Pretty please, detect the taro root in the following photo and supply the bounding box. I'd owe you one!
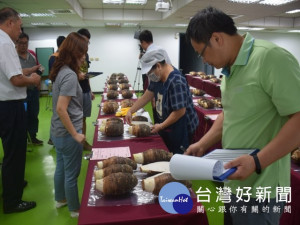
[200,75,210,80]
[132,115,148,122]
[117,73,125,80]
[211,98,222,108]
[191,89,206,96]
[95,172,138,196]
[197,97,215,109]
[110,73,117,79]
[207,75,216,79]
[128,124,151,137]
[197,71,206,76]
[107,90,119,99]
[210,78,221,83]
[108,84,118,91]
[133,149,173,164]
[189,71,197,76]
[118,79,129,84]
[142,173,192,196]
[102,100,119,114]
[97,156,137,169]
[121,89,133,99]
[107,79,118,85]
[105,117,123,136]
[292,149,300,164]
[119,83,130,90]
[99,117,124,137]
[120,99,134,108]
[94,164,133,180]
[140,161,170,174]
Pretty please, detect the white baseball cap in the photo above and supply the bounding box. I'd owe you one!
[141,48,167,74]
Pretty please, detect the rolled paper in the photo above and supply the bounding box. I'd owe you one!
[170,154,223,180]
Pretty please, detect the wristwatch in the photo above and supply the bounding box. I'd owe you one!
[252,154,262,174]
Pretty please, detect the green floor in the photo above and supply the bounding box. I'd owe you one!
[0,94,223,225]
[0,95,100,225]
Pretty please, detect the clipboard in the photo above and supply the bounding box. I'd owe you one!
[208,148,259,181]
[170,149,260,182]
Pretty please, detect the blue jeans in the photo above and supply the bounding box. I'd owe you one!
[51,131,83,211]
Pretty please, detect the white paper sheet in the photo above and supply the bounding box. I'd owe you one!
[170,149,258,181]
[91,146,131,160]
[170,154,223,180]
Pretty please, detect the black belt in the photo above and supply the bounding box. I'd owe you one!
[0,99,25,103]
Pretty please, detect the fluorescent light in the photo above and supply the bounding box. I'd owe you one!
[250,27,265,30]
[105,22,121,27]
[259,0,296,5]
[31,22,49,26]
[229,0,296,5]
[48,9,74,14]
[50,22,68,26]
[155,2,171,12]
[103,0,124,4]
[175,24,188,27]
[286,9,300,14]
[237,26,265,31]
[126,0,147,4]
[237,26,251,30]
[122,22,139,27]
[288,30,300,33]
[31,13,54,17]
[229,0,260,3]
[20,13,30,17]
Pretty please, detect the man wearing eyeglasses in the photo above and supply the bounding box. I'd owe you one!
[185,6,300,225]
[16,32,44,145]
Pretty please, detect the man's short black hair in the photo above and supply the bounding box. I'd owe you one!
[18,32,29,41]
[77,28,91,39]
[139,30,153,43]
[186,6,237,44]
[56,36,65,48]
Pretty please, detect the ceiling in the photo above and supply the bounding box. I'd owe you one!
[0,0,300,32]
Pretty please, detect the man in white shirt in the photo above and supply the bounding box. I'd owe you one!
[139,30,171,64]
[0,7,40,214]
[139,30,171,90]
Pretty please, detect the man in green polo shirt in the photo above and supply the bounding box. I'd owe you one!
[185,6,300,225]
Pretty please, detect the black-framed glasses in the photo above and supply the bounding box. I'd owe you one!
[198,42,209,58]
[17,41,28,45]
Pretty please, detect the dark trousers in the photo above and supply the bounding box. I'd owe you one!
[142,74,148,92]
[26,88,40,139]
[158,116,190,154]
[0,100,27,208]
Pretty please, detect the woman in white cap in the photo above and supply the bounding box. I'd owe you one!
[125,48,199,154]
